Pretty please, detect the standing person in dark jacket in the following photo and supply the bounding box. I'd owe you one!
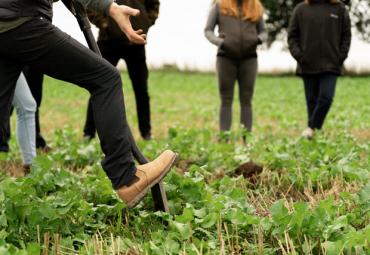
[205,0,266,142]
[0,0,177,208]
[288,0,351,139]
[84,0,160,141]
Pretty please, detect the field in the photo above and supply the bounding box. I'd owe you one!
[0,71,369,254]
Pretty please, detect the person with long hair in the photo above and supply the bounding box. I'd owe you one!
[288,0,351,139]
[205,0,266,142]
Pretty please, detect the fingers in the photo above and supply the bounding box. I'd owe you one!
[135,29,144,35]
[111,5,146,44]
[128,32,146,44]
[122,6,140,17]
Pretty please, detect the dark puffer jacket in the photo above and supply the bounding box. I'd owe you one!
[205,3,266,60]
[88,0,160,42]
[288,0,351,75]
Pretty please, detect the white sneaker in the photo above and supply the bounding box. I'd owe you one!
[302,128,315,140]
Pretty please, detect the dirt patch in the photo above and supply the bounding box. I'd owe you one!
[233,161,263,182]
[0,161,26,178]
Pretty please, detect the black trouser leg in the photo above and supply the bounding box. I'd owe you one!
[0,108,12,152]
[83,100,96,138]
[237,57,257,132]
[0,18,136,188]
[125,45,151,137]
[83,40,120,139]
[0,58,23,152]
[303,74,337,130]
[23,66,47,148]
[84,41,152,139]
[216,56,237,131]
[303,76,320,128]
[311,74,337,129]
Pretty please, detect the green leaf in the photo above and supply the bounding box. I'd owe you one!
[176,207,194,223]
[200,213,218,229]
[289,202,309,228]
[270,200,289,223]
[26,243,41,255]
[324,241,344,255]
[0,191,4,203]
[0,214,7,227]
[170,221,193,241]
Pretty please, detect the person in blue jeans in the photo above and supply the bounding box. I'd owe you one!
[288,0,351,139]
[9,73,37,173]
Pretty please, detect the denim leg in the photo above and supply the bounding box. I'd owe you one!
[311,74,337,129]
[12,73,37,165]
[216,56,237,132]
[302,76,320,129]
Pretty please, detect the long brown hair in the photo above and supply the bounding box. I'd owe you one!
[218,0,264,22]
[305,0,339,3]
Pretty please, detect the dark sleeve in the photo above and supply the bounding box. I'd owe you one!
[145,0,160,25]
[87,9,109,29]
[287,7,302,63]
[339,7,351,63]
[204,4,224,47]
[76,0,113,16]
[256,18,267,44]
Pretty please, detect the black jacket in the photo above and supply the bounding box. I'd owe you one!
[0,0,53,21]
[288,0,351,75]
[204,4,265,60]
[88,0,160,43]
[217,7,264,59]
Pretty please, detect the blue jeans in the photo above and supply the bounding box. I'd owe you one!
[12,73,37,165]
[302,73,338,130]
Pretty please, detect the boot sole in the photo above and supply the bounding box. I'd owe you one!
[126,153,178,208]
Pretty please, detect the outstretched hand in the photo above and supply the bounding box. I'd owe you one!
[109,3,146,44]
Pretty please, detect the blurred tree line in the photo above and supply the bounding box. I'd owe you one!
[262,0,370,45]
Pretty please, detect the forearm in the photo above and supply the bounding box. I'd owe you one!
[204,5,223,47]
[288,38,302,62]
[287,11,302,62]
[340,9,352,62]
[205,31,224,47]
[257,19,267,44]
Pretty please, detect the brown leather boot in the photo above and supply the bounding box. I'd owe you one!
[116,150,177,208]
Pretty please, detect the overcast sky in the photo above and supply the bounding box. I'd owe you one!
[53,0,370,73]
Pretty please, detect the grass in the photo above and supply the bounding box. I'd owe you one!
[0,71,369,254]
[38,71,370,140]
